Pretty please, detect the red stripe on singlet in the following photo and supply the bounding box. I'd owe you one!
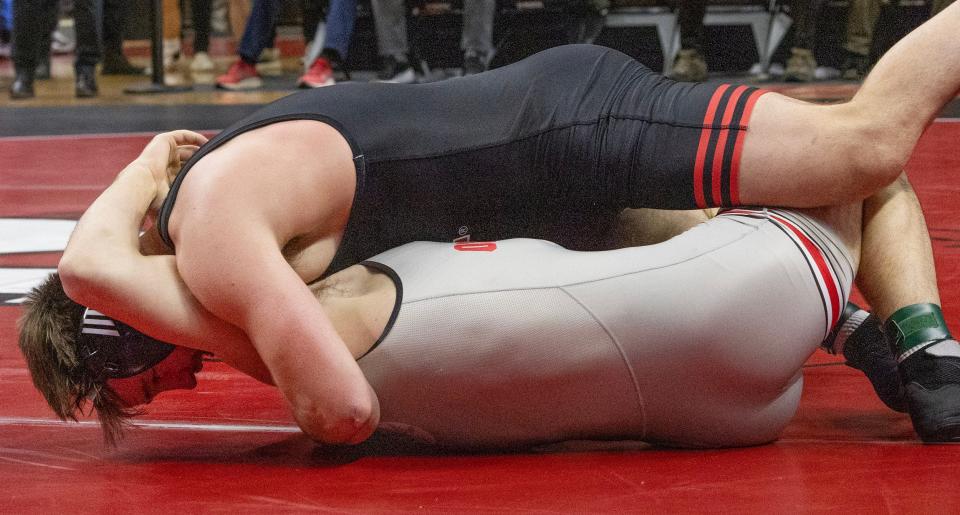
[693,84,730,208]
[710,85,749,206]
[728,89,768,206]
[771,213,842,328]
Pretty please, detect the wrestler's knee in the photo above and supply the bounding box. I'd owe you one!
[835,103,914,197]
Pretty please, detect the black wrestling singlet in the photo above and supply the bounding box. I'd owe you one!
[159,45,765,274]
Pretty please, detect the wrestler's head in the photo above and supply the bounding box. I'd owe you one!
[17,273,202,445]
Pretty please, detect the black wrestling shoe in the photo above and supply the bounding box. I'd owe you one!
[822,302,906,412]
[886,304,960,442]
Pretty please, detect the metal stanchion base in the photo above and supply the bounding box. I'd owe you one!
[124,82,194,94]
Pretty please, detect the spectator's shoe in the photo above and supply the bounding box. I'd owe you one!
[102,53,146,75]
[216,60,263,90]
[9,72,35,100]
[669,49,707,82]
[75,65,98,98]
[257,47,283,76]
[298,56,336,88]
[822,302,906,412]
[887,304,960,442]
[784,47,817,82]
[841,51,871,81]
[189,51,215,73]
[377,55,416,84]
[462,49,488,76]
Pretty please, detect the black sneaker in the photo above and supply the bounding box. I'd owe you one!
[886,304,960,442]
[102,53,145,76]
[75,65,98,98]
[822,302,906,412]
[9,71,35,100]
[462,50,488,76]
[377,55,415,84]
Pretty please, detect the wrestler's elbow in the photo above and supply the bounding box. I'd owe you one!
[293,393,379,445]
[57,251,111,306]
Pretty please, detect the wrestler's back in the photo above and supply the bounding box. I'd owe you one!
[159,45,735,275]
[359,211,854,448]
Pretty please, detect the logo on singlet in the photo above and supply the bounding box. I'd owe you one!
[453,225,470,243]
[454,242,497,252]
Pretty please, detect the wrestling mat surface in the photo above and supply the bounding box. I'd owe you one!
[1,84,958,512]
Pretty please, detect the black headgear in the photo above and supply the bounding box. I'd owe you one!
[78,308,176,380]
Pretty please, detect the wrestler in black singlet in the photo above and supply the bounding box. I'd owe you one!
[159,44,766,274]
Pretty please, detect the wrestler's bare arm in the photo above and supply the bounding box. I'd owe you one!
[58,132,273,383]
[170,122,380,445]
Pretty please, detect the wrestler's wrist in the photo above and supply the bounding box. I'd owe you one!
[118,162,161,208]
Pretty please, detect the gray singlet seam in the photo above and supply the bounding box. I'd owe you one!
[558,286,649,439]
[399,219,763,305]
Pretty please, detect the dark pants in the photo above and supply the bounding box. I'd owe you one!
[13,0,103,73]
[678,0,824,51]
[190,0,213,53]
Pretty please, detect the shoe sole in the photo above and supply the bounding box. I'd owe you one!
[216,78,264,91]
[906,382,960,442]
[298,79,335,88]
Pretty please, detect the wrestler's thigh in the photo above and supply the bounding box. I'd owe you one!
[738,94,878,208]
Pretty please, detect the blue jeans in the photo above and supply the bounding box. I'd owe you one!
[238,0,356,64]
[323,0,356,60]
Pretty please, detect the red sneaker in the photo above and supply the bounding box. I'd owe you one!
[216,60,263,90]
[298,57,336,88]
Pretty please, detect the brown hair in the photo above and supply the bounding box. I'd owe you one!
[17,273,138,445]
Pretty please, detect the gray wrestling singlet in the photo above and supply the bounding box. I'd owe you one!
[358,209,855,448]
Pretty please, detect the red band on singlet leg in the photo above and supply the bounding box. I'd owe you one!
[693,84,730,208]
[728,89,769,206]
[772,213,842,329]
[711,85,749,206]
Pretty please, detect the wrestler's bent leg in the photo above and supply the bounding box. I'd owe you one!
[737,2,960,207]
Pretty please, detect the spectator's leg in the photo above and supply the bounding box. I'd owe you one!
[216,0,280,89]
[670,0,708,81]
[237,0,282,63]
[371,0,408,60]
[33,5,58,79]
[322,0,357,62]
[842,0,881,79]
[299,0,356,87]
[461,0,495,74]
[784,0,827,81]
[302,0,322,43]
[102,0,145,75]
[189,0,215,71]
[370,0,414,82]
[72,0,103,97]
[11,0,59,98]
[192,0,213,53]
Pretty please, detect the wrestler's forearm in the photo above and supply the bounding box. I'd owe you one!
[59,164,156,305]
[856,173,940,320]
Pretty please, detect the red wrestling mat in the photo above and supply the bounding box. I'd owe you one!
[1,124,958,512]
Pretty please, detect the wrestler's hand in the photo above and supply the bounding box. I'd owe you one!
[133,130,208,211]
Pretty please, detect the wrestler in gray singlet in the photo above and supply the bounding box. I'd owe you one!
[358,208,855,449]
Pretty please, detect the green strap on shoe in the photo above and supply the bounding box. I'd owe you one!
[884,303,953,361]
